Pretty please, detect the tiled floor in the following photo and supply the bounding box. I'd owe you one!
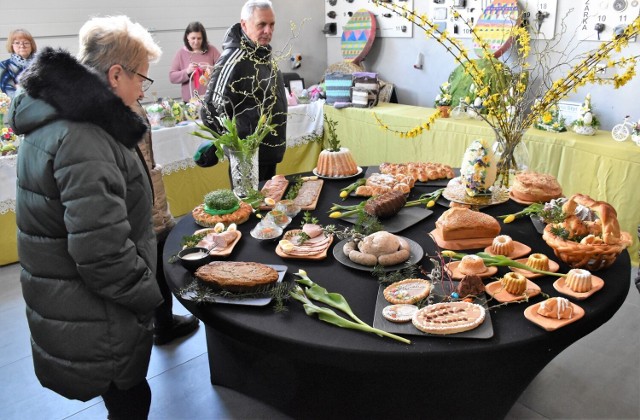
[1,262,638,419]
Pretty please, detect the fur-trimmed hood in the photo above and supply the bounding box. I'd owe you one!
[10,47,146,148]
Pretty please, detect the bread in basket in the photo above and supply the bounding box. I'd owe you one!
[542,194,632,271]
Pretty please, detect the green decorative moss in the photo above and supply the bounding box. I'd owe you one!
[204,190,239,211]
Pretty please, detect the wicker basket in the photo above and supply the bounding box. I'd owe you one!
[543,225,631,271]
[542,194,632,271]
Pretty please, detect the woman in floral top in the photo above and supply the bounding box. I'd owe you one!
[1,29,37,98]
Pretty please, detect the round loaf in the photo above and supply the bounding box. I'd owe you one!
[358,231,401,257]
[511,171,562,203]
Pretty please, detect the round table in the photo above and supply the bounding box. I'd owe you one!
[163,170,630,420]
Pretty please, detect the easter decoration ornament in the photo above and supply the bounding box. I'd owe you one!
[571,94,599,136]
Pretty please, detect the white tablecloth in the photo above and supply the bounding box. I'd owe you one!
[0,101,325,213]
[153,100,325,174]
[0,155,16,214]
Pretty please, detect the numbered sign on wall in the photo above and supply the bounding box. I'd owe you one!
[324,0,413,38]
[577,0,640,41]
[427,0,558,40]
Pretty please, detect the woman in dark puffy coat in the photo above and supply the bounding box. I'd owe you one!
[8,16,163,419]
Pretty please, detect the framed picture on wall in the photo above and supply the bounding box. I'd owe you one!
[289,79,305,95]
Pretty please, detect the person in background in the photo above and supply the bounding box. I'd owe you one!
[133,101,199,345]
[10,15,163,419]
[169,21,220,102]
[200,0,287,181]
[0,29,37,98]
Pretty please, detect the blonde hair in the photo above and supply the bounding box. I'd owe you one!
[77,15,161,76]
[6,29,37,54]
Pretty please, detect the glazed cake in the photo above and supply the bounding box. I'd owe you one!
[491,235,514,255]
[537,297,574,319]
[565,268,593,293]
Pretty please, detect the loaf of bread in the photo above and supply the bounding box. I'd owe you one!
[511,171,562,203]
[364,190,407,219]
[435,207,501,240]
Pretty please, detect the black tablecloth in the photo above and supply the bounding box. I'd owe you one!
[164,170,630,420]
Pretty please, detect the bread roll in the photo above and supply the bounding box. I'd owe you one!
[435,207,501,240]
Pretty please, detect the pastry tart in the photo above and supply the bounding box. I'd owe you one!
[195,261,279,292]
[412,301,485,335]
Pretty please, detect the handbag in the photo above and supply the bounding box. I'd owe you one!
[324,72,353,105]
[351,72,379,108]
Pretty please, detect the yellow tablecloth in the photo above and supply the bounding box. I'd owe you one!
[325,103,639,265]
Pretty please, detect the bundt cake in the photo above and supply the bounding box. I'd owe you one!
[501,272,527,295]
[315,147,359,177]
[526,253,550,271]
[491,235,514,256]
[565,268,593,293]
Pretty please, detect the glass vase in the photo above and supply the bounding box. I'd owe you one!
[491,129,530,188]
[228,148,259,198]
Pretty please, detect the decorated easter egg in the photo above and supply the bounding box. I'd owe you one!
[460,139,497,197]
[582,112,593,125]
[473,0,521,59]
[341,9,376,64]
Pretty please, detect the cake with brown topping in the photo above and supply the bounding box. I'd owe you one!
[195,261,279,292]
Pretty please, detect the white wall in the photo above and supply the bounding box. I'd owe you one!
[3,1,638,130]
[0,0,327,103]
[326,0,640,130]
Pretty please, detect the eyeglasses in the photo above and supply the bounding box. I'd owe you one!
[120,65,154,92]
[12,41,31,47]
